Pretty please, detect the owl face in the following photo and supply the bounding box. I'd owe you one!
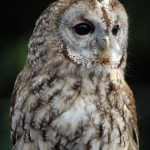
[59,0,128,67]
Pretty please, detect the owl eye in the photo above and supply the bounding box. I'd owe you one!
[74,23,94,35]
[112,25,120,36]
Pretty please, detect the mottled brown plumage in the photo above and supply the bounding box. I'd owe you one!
[11,0,139,149]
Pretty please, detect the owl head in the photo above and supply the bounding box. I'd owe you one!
[28,0,128,72]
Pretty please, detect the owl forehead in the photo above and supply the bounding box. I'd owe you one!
[97,0,113,31]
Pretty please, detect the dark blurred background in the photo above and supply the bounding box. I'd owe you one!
[0,0,149,149]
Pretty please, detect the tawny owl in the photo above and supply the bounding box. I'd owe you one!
[10,0,139,149]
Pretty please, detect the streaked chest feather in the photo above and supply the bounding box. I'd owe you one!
[11,66,137,150]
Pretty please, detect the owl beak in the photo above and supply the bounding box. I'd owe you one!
[104,36,110,54]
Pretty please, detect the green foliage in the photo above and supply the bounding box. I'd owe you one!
[0,33,30,149]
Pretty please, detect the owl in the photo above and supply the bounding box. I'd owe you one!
[10,0,139,149]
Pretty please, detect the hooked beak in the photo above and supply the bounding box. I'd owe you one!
[104,36,110,54]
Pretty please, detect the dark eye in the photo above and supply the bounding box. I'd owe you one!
[112,25,120,36]
[74,23,94,35]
